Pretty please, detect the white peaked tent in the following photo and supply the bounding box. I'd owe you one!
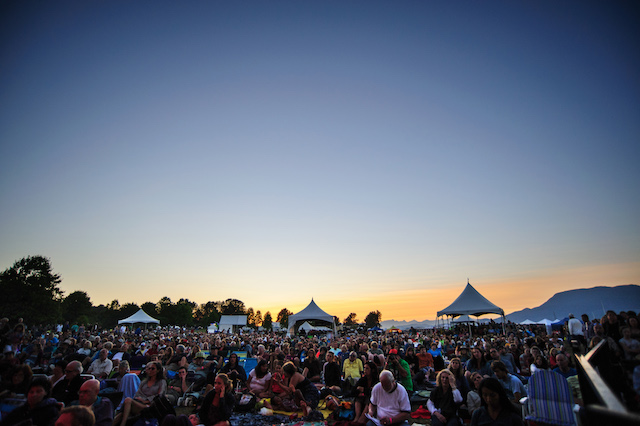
[452,314,476,323]
[118,309,160,325]
[437,281,505,335]
[298,321,314,332]
[288,299,336,334]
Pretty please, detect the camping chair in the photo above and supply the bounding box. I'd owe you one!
[231,351,248,361]
[129,355,147,370]
[117,372,141,409]
[243,357,258,373]
[520,370,577,426]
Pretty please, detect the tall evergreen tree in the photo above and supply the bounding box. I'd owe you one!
[0,255,63,324]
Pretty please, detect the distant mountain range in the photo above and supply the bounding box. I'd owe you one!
[381,284,640,329]
[505,284,640,323]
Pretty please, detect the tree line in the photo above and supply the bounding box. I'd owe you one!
[0,255,382,330]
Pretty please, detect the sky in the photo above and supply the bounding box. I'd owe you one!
[1,1,639,323]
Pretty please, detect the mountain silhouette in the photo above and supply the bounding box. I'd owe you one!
[505,284,640,323]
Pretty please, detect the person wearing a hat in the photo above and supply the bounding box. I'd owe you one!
[189,351,214,392]
[456,345,470,363]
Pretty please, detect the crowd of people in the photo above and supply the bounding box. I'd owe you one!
[0,308,638,426]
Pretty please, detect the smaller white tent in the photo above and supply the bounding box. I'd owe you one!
[218,315,247,333]
[298,321,314,331]
[118,309,160,325]
[452,314,476,323]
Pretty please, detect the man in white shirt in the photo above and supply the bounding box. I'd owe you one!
[567,314,586,352]
[87,349,113,379]
[368,370,411,426]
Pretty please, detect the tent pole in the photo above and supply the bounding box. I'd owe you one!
[502,313,506,336]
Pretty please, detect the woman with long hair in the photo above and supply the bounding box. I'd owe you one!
[518,349,533,377]
[427,369,463,426]
[529,354,549,375]
[404,346,419,377]
[280,361,320,416]
[466,347,491,378]
[198,373,235,426]
[353,361,379,424]
[0,364,33,397]
[219,352,247,385]
[465,372,483,417]
[115,361,167,426]
[161,346,174,366]
[448,358,469,398]
[246,359,272,398]
[470,377,523,426]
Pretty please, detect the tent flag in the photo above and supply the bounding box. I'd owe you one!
[118,309,160,325]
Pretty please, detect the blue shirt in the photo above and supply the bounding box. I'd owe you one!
[428,348,442,358]
[552,367,577,379]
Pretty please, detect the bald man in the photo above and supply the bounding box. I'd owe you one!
[368,370,411,426]
[77,379,113,426]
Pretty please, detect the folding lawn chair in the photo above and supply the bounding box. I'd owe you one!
[521,370,577,426]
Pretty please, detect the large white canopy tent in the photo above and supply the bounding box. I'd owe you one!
[118,309,160,326]
[288,299,336,335]
[437,280,506,335]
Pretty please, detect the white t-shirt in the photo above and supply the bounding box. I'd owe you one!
[248,369,272,393]
[568,318,584,336]
[370,382,411,420]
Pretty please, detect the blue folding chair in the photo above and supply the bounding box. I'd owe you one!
[521,370,577,426]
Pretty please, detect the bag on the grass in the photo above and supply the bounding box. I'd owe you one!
[235,392,257,412]
[141,395,176,420]
[333,406,355,421]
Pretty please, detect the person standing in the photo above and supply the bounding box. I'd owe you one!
[567,314,586,353]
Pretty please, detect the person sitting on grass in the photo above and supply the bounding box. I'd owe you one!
[246,359,272,398]
[353,361,379,424]
[490,361,526,402]
[219,353,246,387]
[2,377,60,426]
[470,377,523,426]
[367,369,411,426]
[427,369,463,426]
[197,373,235,426]
[269,361,319,416]
[343,351,364,389]
[114,361,166,426]
[322,351,343,394]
